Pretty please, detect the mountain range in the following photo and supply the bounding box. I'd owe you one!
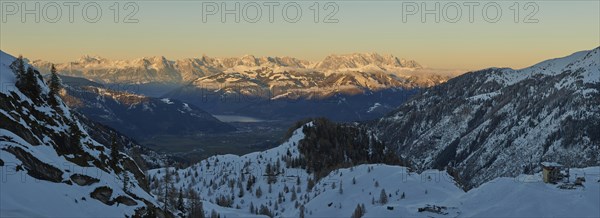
[30,53,446,97]
[30,53,447,122]
[31,53,424,84]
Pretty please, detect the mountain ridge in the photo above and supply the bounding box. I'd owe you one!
[29,52,429,85]
[369,47,600,188]
[0,51,167,217]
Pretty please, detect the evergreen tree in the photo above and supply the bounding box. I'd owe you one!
[379,189,388,204]
[291,189,297,201]
[351,203,365,218]
[255,186,263,198]
[238,184,245,198]
[69,121,82,149]
[110,134,120,170]
[48,64,62,106]
[10,55,26,86]
[177,187,185,211]
[339,181,343,194]
[299,205,305,218]
[163,169,172,212]
[22,67,41,98]
[258,205,273,217]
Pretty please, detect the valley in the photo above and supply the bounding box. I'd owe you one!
[141,121,289,164]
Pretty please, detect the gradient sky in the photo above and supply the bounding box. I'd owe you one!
[1,0,598,71]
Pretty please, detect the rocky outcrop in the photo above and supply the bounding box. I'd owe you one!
[70,174,100,186]
[3,146,64,183]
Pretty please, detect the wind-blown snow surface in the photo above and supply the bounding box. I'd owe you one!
[0,51,158,217]
[150,124,600,217]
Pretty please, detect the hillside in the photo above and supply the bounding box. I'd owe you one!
[148,121,600,217]
[58,75,235,139]
[0,51,165,217]
[370,47,600,188]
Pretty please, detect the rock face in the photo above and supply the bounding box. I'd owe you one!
[0,51,164,217]
[370,47,600,188]
[70,174,100,186]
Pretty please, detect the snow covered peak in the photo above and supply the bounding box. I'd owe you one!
[77,55,109,64]
[487,47,599,86]
[315,52,422,71]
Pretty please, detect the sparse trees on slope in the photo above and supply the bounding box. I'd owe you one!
[187,187,204,218]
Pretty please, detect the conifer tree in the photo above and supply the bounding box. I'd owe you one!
[379,189,388,204]
[10,55,26,85]
[48,64,62,106]
[162,169,172,212]
[351,203,365,218]
[69,121,82,149]
[299,205,305,218]
[177,187,185,211]
[110,134,120,170]
[23,67,41,98]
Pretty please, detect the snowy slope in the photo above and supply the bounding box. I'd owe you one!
[0,51,163,217]
[372,47,600,188]
[149,122,600,217]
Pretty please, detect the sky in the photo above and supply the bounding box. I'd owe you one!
[1,0,598,71]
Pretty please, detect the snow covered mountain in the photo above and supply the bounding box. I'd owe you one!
[149,121,600,217]
[0,51,167,216]
[30,53,446,122]
[314,53,422,72]
[30,53,444,97]
[370,47,600,188]
[57,75,235,139]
